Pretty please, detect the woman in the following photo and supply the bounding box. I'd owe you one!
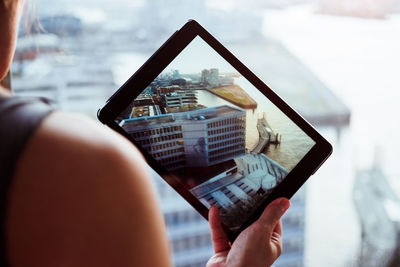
[0,0,290,266]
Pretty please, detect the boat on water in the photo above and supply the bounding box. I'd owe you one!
[252,113,281,153]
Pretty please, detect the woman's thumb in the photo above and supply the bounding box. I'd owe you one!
[257,198,290,232]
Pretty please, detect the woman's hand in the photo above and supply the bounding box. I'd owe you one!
[207,198,290,267]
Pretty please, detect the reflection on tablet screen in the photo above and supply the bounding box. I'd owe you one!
[115,36,315,231]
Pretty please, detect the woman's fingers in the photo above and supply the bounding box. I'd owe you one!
[208,206,231,253]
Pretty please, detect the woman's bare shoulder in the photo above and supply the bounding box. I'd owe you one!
[6,111,171,267]
[16,111,148,189]
[35,111,139,156]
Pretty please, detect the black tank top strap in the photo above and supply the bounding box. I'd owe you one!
[0,95,54,266]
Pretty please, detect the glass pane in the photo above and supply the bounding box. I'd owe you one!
[12,1,400,266]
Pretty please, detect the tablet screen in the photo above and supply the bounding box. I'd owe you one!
[116,36,315,230]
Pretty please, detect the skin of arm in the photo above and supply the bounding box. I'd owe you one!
[5,111,172,267]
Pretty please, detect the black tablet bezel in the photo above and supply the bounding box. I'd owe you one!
[98,19,332,241]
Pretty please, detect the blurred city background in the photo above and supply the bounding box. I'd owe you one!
[9,0,400,266]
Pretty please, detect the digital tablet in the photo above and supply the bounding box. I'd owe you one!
[98,20,332,241]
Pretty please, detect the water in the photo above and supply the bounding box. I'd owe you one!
[196,76,315,171]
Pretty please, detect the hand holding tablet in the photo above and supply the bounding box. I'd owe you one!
[98,20,332,241]
[207,198,290,267]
